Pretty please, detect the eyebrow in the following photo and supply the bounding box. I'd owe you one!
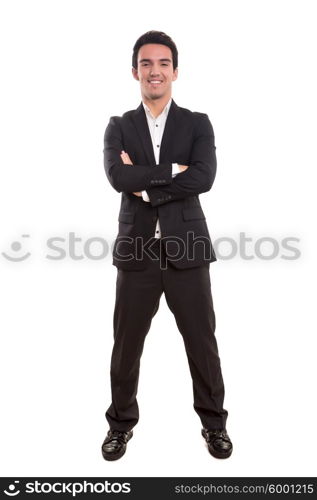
[139,58,172,63]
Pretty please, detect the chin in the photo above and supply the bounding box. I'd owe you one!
[147,92,165,100]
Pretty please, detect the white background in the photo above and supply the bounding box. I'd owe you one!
[0,0,316,477]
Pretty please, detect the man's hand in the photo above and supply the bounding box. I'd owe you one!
[120,150,133,165]
[120,150,142,197]
[178,164,189,172]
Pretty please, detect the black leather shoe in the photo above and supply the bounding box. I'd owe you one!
[202,428,233,459]
[101,429,133,461]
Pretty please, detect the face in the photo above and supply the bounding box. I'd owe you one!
[132,43,178,101]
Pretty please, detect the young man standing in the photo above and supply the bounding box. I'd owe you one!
[102,31,232,461]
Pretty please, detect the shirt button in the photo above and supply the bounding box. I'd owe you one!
[157,144,160,147]
[156,230,159,233]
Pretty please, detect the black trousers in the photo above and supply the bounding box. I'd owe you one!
[105,237,228,431]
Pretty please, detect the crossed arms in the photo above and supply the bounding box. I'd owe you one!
[103,113,217,207]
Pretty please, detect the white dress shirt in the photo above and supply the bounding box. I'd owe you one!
[141,97,180,238]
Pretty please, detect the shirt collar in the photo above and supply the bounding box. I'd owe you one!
[142,97,172,120]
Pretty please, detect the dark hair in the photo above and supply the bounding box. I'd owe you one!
[132,30,178,70]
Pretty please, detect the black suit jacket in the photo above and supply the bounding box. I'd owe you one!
[103,99,218,270]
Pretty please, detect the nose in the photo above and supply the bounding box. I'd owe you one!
[150,64,160,77]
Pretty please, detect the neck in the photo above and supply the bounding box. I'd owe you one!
[142,94,172,118]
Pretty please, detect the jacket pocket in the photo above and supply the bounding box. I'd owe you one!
[118,211,135,224]
[182,206,206,221]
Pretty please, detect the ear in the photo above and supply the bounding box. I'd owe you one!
[132,67,139,81]
[172,67,178,82]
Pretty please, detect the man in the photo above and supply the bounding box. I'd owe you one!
[102,31,232,461]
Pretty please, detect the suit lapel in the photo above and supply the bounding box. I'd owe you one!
[131,103,156,165]
[131,99,180,165]
[159,99,179,163]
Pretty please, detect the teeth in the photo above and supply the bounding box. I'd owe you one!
[149,81,161,83]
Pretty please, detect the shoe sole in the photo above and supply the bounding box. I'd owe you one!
[102,447,126,461]
[201,429,233,459]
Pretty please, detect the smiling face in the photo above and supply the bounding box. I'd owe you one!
[132,43,178,103]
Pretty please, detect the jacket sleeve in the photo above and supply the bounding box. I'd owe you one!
[145,113,217,207]
[103,116,173,193]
